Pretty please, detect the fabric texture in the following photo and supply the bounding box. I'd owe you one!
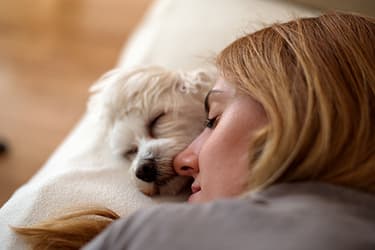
[84,182,375,250]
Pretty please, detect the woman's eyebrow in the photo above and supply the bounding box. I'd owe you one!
[204,89,224,113]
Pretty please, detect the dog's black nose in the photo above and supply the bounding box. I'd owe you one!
[136,161,157,183]
[0,139,9,156]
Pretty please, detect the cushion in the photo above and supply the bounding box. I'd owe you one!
[118,0,318,70]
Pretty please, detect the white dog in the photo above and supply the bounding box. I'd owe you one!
[3,66,215,249]
[89,66,214,196]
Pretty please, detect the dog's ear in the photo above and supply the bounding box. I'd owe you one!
[87,68,123,121]
[193,69,216,83]
[89,69,120,94]
[177,68,216,94]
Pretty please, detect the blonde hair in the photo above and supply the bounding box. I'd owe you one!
[217,12,375,192]
[14,12,375,249]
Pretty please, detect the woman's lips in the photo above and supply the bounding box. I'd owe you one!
[191,184,201,194]
[188,184,201,202]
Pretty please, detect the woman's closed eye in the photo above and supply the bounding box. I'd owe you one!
[205,115,219,129]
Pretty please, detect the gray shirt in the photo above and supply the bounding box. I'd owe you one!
[84,182,375,250]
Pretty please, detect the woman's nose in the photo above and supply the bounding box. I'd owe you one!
[173,143,199,177]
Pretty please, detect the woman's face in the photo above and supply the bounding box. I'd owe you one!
[173,77,267,203]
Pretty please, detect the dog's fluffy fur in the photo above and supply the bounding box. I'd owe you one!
[13,66,215,249]
[89,66,214,195]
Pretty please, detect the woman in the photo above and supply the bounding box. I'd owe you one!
[173,11,375,203]
[16,12,375,249]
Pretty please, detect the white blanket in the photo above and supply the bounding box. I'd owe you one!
[0,108,187,248]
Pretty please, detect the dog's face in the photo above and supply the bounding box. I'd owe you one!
[89,66,214,196]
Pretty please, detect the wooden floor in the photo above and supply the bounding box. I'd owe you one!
[0,0,153,206]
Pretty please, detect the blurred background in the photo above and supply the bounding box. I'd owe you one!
[0,0,153,205]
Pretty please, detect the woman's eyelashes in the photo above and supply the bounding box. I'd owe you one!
[205,115,219,129]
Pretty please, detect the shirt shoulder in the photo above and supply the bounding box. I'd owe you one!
[84,182,375,250]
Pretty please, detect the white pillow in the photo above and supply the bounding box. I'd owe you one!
[118,0,318,70]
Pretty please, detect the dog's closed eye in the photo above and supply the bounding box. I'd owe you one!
[148,112,165,138]
[123,147,138,159]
